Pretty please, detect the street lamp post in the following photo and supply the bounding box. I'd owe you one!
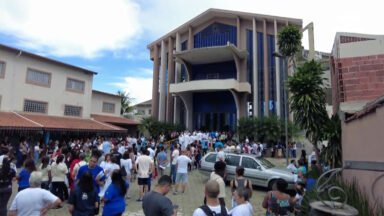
[273,52,289,166]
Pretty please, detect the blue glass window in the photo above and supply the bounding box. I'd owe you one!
[194,23,237,48]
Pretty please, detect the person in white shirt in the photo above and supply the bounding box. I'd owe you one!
[229,188,253,216]
[50,154,68,202]
[193,180,228,216]
[9,171,61,216]
[147,147,155,159]
[287,160,297,174]
[209,161,227,206]
[174,149,194,194]
[135,149,154,202]
[216,146,225,162]
[171,145,180,183]
[120,151,133,198]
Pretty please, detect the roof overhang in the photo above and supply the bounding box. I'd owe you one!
[169,79,251,94]
[174,44,247,65]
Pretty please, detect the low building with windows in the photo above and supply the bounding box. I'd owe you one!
[0,44,138,138]
[133,99,152,122]
[148,9,302,131]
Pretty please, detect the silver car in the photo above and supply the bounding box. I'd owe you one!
[199,151,295,190]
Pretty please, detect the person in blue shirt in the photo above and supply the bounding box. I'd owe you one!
[102,140,111,154]
[76,155,106,194]
[202,139,208,156]
[102,169,129,216]
[68,171,99,216]
[16,159,36,191]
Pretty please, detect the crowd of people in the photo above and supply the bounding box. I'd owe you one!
[0,131,322,216]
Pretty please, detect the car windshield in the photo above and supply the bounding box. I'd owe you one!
[257,158,275,169]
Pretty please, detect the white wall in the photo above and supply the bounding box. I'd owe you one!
[91,92,121,117]
[0,49,93,118]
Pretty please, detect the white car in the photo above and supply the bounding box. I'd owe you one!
[199,151,295,190]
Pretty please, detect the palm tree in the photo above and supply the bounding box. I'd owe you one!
[277,25,302,72]
[117,90,134,116]
[287,60,329,158]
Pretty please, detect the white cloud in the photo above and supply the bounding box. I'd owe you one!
[0,0,141,58]
[112,76,153,105]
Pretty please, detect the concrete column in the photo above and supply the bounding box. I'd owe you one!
[151,45,160,120]
[263,20,269,116]
[274,20,281,117]
[188,26,194,50]
[174,32,181,124]
[159,40,167,121]
[237,17,241,48]
[166,37,175,123]
[252,18,258,117]
[179,93,193,131]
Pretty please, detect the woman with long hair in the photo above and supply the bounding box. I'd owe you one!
[68,171,99,216]
[51,154,68,204]
[0,158,16,215]
[120,151,132,199]
[230,166,253,208]
[102,169,128,216]
[16,158,36,191]
[39,156,51,190]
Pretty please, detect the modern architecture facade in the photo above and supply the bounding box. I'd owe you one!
[331,32,384,117]
[147,9,302,131]
[0,44,138,136]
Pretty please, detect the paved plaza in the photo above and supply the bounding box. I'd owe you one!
[7,158,287,216]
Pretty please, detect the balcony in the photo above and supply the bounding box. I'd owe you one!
[169,78,251,94]
[174,43,248,65]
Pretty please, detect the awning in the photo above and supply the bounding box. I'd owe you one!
[0,112,42,130]
[91,114,140,125]
[0,112,127,132]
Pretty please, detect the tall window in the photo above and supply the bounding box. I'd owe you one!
[66,78,85,93]
[26,69,51,87]
[102,102,115,113]
[64,105,82,117]
[24,100,48,113]
[0,61,5,78]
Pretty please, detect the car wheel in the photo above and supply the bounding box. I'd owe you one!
[268,179,276,190]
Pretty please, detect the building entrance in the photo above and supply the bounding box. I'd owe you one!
[193,91,237,132]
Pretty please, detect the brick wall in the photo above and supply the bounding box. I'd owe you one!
[331,54,384,113]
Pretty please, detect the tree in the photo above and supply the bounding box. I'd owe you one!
[277,25,302,72]
[287,60,329,157]
[117,90,134,116]
[321,114,342,168]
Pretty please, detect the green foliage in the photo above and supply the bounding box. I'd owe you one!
[287,60,329,144]
[277,25,302,57]
[117,90,134,116]
[321,114,343,168]
[138,117,184,139]
[237,116,300,144]
[299,177,383,216]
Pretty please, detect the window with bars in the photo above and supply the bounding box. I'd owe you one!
[66,78,85,92]
[64,105,82,117]
[26,69,51,86]
[0,61,5,78]
[24,100,48,113]
[102,102,115,113]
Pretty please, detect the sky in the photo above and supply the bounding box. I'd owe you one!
[0,0,383,104]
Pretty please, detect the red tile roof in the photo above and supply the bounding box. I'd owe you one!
[91,114,140,125]
[0,112,42,129]
[0,112,126,132]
